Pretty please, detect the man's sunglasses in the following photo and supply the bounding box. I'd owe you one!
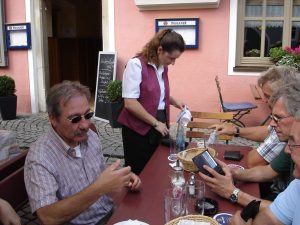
[67,111,94,124]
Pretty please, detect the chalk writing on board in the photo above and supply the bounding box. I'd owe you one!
[96,54,116,104]
[94,52,117,121]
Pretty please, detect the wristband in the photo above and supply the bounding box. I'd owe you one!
[234,127,240,137]
[240,200,261,222]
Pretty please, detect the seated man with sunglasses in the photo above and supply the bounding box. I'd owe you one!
[24,81,141,225]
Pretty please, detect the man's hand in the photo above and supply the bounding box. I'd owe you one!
[198,158,236,199]
[127,172,142,191]
[95,160,132,195]
[229,211,252,225]
[0,199,21,225]
[209,124,236,136]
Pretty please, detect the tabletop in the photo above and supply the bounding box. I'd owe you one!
[107,144,260,225]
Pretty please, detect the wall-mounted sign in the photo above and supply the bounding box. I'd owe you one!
[5,23,31,50]
[156,18,199,49]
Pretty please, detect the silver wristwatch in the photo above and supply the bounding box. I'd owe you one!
[229,188,240,203]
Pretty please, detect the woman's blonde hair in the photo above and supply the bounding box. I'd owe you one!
[136,28,185,65]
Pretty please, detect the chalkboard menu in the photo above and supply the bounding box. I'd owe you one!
[94,52,117,122]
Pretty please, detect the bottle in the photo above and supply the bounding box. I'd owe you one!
[188,172,196,196]
[206,130,218,147]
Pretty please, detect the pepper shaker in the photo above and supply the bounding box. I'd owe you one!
[188,172,196,196]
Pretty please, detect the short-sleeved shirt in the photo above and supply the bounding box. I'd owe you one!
[122,57,166,110]
[24,127,113,225]
[269,179,300,225]
[270,150,294,191]
[257,126,287,163]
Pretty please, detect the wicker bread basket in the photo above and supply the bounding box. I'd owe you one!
[177,147,217,172]
[165,215,219,225]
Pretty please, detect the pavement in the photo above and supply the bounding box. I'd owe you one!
[0,113,259,224]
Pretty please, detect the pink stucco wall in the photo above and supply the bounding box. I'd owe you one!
[0,0,31,113]
[114,0,270,126]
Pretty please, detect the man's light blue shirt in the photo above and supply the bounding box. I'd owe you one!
[270,179,300,225]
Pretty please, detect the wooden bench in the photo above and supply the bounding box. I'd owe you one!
[0,150,28,210]
[186,111,234,144]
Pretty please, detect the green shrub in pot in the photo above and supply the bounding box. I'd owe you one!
[106,80,122,102]
[0,75,16,97]
[106,80,122,128]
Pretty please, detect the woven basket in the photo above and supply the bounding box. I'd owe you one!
[165,215,220,225]
[177,147,217,172]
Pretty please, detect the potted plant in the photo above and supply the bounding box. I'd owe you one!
[269,46,300,70]
[106,80,122,128]
[0,75,17,120]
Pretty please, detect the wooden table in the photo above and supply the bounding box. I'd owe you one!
[107,144,260,224]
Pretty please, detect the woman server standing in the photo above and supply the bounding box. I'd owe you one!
[118,28,185,174]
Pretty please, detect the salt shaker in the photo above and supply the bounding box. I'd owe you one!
[188,172,196,196]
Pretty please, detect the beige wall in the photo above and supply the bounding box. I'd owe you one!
[114,0,270,126]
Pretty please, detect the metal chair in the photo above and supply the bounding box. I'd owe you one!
[186,111,234,144]
[215,76,257,127]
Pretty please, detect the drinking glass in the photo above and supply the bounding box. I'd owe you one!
[170,166,186,188]
[168,124,179,162]
[185,180,205,215]
[164,188,186,223]
[168,136,178,162]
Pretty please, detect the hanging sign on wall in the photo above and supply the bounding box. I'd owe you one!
[156,18,199,49]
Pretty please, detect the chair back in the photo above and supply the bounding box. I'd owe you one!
[186,111,234,143]
[215,76,225,111]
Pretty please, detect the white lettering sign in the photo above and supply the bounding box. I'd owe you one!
[158,20,196,26]
[7,25,27,31]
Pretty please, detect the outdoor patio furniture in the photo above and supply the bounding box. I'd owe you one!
[186,111,234,144]
[215,76,257,127]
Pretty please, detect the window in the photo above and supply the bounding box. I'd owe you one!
[236,0,300,69]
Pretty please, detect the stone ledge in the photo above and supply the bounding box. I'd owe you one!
[134,0,220,11]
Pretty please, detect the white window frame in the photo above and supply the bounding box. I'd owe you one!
[228,0,296,75]
[228,0,260,76]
